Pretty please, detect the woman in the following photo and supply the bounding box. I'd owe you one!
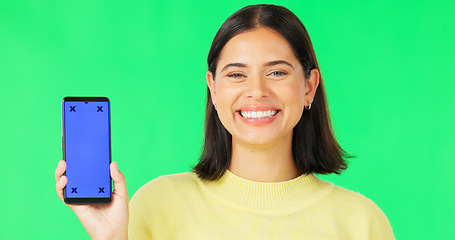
[55,4,395,239]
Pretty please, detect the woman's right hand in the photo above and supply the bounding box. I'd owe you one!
[55,160,129,240]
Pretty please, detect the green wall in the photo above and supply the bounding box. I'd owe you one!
[1,0,454,239]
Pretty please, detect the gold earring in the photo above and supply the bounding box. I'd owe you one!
[305,103,312,110]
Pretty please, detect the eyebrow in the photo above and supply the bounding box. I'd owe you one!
[220,63,247,73]
[220,60,294,73]
[265,60,294,69]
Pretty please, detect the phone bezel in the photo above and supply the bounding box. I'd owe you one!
[62,96,112,204]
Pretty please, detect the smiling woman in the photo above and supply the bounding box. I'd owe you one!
[55,4,395,240]
[128,4,395,239]
[195,5,348,183]
[204,27,316,182]
[201,26,319,182]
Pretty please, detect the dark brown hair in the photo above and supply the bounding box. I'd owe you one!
[193,4,350,180]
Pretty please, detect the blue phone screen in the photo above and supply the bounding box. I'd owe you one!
[64,100,111,199]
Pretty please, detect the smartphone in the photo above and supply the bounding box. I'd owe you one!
[62,97,112,204]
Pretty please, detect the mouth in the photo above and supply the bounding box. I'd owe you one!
[238,110,279,119]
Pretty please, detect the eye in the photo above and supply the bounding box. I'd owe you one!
[269,71,287,77]
[227,73,246,78]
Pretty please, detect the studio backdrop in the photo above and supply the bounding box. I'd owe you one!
[0,0,454,239]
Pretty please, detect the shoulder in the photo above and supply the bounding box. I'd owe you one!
[129,172,206,228]
[315,177,385,216]
[128,173,201,238]
[330,183,382,210]
[137,172,199,192]
[308,176,377,209]
[130,172,201,207]
[315,177,394,238]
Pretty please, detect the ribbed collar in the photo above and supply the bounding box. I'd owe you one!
[201,170,334,212]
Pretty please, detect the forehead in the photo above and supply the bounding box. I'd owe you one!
[217,27,299,68]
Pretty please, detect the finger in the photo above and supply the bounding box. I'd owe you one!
[56,175,68,202]
[110,161,128,200]
[55,160,66,182]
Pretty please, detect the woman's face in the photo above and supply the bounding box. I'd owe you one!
[207,27,319,147]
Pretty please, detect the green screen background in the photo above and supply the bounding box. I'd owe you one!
[1,0,454,239]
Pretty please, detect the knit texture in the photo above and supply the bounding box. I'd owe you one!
[128,171,395,239]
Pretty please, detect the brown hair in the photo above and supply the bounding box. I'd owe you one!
[193,4,350,180]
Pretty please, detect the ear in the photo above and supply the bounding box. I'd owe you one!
[305,68,320,104]
[206,71,216,105]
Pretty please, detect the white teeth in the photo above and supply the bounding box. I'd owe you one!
[240,110,278,119]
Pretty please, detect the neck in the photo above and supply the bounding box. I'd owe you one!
[229,135,300,182]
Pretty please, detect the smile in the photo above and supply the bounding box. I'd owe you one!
[239,110,278,119]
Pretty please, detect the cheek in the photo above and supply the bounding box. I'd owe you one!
[280,81,306,128]
[214,84,244,134]
[275,80,306,106]
[215,82,243,106]
[214,82,243,127]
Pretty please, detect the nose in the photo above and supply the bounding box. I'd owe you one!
[244,74,268,99]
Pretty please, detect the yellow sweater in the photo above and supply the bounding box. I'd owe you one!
[129,170,394,239]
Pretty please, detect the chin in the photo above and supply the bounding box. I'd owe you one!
[236,135,282,147]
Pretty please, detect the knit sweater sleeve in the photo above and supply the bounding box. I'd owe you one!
[128,180,155,240]
[366,198,395,240]
[128,173,196,240]
[328,186,395,239]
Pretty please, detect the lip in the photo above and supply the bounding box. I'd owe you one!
[237,105,279,112]
[236,105,280,126]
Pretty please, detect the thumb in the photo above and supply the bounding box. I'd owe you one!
[110,161,128,200]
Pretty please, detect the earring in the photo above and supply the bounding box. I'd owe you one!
[214,104,217,110]
[305,103,312,110]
